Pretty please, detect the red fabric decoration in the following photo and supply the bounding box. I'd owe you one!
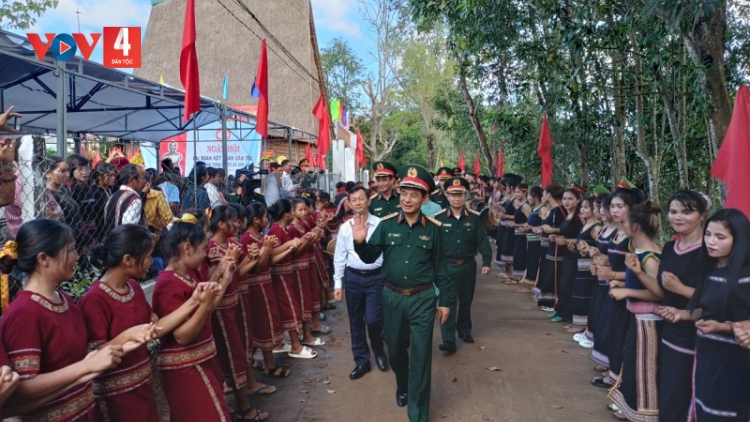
[458,152,465,173]
[179,0,200,122]
[711,86,750,218]
[313,91,331,170]
[537,113,553,186]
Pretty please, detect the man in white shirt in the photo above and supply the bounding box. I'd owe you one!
[205,167,227,208]
[333,186,388,379]
[280,159,298,199]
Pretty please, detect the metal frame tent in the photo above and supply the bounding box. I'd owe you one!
[0,29,317,166]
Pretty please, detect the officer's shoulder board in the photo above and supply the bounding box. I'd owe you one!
[370,193,379,200]
[425,215,443,227]
[381,212,399,221]
[430,190,440,196]
[434,209,448,217]
[467,208,481,216]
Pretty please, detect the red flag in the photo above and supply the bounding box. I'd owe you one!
[305,144,316,167]
[313,91,330,170]
[458,152,465,172]
[254,39,269,139]
[356,129,366,169]
[497,144,504,177]
[179,0,200,122]
[537,113,553,186]
[711,86,750,218]
[473,152,481,177]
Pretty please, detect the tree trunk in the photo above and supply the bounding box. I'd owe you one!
[426,132,436,170]
[455,58,495,176]
[654,66,688,188]
[681,2,731,152]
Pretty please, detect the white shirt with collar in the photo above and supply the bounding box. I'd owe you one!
[333,212,383,289]
[205,182,223,208]
[281,171,296,198]
[119,185,143,225]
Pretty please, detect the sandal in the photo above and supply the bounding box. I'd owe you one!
[573,333,587,342]
[566,326,586,334]
[595,365,609,372]
[251,360,265,371]
[563,324,574,330]
[497,273,510,280]
[248,383,277,396]
[263,365,292,378]
[272,342,291,354]
[311,324,332,334]
[318,313,327,321]
[612,411,627,420]
[237,407,269,421]
[322,302,337,310]
[301,337,326,347]
[590,376,613,389]
[289,346,317,359]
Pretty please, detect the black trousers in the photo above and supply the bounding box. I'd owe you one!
[345,269,385,366]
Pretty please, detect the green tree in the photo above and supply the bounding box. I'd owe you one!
[321,38,365,113]
[0,0,58,30]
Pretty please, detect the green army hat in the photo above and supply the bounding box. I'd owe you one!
[398,164,436,193]
[373,161,398,178]
[436,167,455,180]
[444,177,470,194]
[299,158,310,167]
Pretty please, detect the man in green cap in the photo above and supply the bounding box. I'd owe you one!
[369,161,401,218]
[431,167,453,209]
[299,158,318,189]
[353,164,454,422]
[434,177,492,352]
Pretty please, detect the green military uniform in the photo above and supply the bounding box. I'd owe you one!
[431,167,454,209]
[298,159,318,188]
[369,161,401,218]
[433,177,492,347]
[354,165,455,422]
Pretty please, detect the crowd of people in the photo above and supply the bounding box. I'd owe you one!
[0,119,749,422]
[485,174,750,422]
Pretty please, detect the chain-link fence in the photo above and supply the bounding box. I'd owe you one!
[0,134,350,311]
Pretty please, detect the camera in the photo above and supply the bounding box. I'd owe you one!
[235,163,268,179]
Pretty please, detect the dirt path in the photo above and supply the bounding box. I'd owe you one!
[242,270,613,422]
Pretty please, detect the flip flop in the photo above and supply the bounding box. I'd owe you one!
[289,346,317,359]
[516,287,533,293]
[272,342,291,354]
[590,376,613,389]
[301,337,326,347]
[263,366,292,378]
[595,365,609,372]
[566,326,586,333]
[248,383,277,396]
[312,324,332,334]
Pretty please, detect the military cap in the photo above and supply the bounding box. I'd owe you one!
[444,177,469,193]
[452,167,463,176]
[373,161,397,178]
[299,158,310,166]
[592,184,610,197]
[398,164,436,194]
[436,167,455,180]
[616,177,635,189]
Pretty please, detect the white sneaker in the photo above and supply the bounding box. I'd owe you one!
[540,306,554,312]
[573,333,586,342]
[578,338,594,349]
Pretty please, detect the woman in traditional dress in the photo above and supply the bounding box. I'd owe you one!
[517,186,547,292]
[207,206,276,412]
[550,187,583,323]
[303,197,332,332]
[287,198,324,347]
[567,196,601,334]
[586,194,618,358]
[500,178,519,283]
[0,219,152,422]
[662,209,750,422]
[494,178,511,278]
[242,203,292,377]
[80,224,221,421]
[590,188,641,388]
[533,183,566,310]
[608,201,663,421]
[267,199,317,359]
[510,184,530,282]
[153,215,266,421]
[654,191,706,422]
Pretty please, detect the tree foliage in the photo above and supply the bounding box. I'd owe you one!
[0,0,58,30]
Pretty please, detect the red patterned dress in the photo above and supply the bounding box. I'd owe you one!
[205,239,248,389]
[307,214,330,305]
[1,290,95,422]
[287,222,313,322]
[240,231,283,351]
[230,236,256,362]
[152,271,230,422]
[79,280,159,422]
[267,223,302,333]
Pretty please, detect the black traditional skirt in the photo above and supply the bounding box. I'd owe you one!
[555,253,578,321]
[501,224,515,265]
[591,289,612,367]
[512,229,527,279]
[524,234,541,284]
[658,322,696,422]
[606,298,631,384]
[572,259,596,327]
[691,331,750,421]
[495,223,507,267]
[535,244,562,309]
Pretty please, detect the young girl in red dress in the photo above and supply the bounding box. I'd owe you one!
[241,203,292,377]
[0,220,153,422]
[266,199,316,359]
[153,215,257,422]
[228,204,256,366]
[304,198,332,333]
[79,224,221,422]
[287,198,323,347]
[206,206,275,417]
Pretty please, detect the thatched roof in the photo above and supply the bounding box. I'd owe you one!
[134,0,326,139]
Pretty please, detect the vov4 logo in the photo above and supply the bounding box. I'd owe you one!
[27,27,141,69]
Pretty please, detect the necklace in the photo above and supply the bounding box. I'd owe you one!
[676,232,702,250]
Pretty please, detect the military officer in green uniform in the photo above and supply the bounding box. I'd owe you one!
[353,164,454,422]
[433,177,492,352]
[369,161,401,218]
[430,167,453,209]
[299,158,318,188]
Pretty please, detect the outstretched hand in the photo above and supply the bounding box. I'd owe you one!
[352,214,368,244]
